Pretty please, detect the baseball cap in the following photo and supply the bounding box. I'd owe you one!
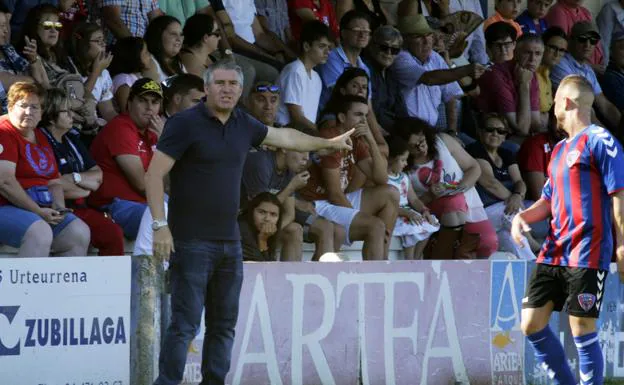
[570,21,600,40]
[397,14,434,36]
[129,78,163,99]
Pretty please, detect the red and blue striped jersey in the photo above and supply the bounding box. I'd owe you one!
[539,125,624,270]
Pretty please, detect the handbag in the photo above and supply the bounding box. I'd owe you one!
[25,186,53,207]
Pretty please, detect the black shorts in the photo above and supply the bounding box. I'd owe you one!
[522,264,608,318]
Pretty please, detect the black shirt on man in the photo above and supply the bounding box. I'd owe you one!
[156,102,268,241]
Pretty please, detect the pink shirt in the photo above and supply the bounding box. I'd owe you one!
[476,60,540,114]
[545,0,604,65]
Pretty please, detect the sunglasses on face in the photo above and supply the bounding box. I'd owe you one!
[483,126,509,135]
[377,43,401,55]
[576,36,599,45]
[40,21,63,31]
[254,84,280,93]
[545,43,566,54]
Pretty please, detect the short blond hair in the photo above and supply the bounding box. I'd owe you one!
[7,82,44,109]
[558,75,595,107]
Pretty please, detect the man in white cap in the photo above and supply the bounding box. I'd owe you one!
[389,14,486,136]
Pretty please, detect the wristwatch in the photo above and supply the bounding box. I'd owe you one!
[152,219,168,231]
[72,172,82,184]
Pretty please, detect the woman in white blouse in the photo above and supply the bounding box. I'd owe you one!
[69,22,117,123]
[144,15,187,82]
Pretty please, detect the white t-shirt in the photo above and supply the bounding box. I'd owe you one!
[112,73,139,94]
[82,69,114,103]
[223,0,257,43]
[276,59,322,126]
[151,54,187,83]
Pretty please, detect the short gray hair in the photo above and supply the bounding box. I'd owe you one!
[203,59,245,87]
[373,25,403,46]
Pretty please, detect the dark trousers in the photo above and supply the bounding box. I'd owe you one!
[154,240,244,385]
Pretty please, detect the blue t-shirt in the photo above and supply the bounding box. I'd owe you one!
[540,125,624,270]
[157,102,268,241]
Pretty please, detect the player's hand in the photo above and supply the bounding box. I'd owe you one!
[505,193,524,215]
[327,128,354,152]
[352,121,374,142]
[153,226,174,263]
[290,171,310,190]
[511,213,532,246]
[616,245,624,283]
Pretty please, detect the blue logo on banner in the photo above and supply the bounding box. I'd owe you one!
[0,306,20,355]
[0,306,127,357]
[490,261,526,331]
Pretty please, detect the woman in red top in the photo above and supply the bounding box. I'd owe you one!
[0,82,90,257]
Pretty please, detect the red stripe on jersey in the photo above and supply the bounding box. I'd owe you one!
[553,141,570,266]
[567,137,588,267]
[588,151,604,268]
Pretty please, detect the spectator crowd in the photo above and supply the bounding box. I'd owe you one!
[1,0,623,262]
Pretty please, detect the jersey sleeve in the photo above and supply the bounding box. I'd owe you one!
[157,116,194,160]
[590,129,624,194]
[541,177,553,201]
[243,113,269,148]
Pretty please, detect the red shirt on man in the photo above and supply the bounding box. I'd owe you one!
[299,124,370,201]
[289,0,339,41]
[477,60,540,114]
[89,113,157,207]
[517,132,557,175]
[0,116,59,206]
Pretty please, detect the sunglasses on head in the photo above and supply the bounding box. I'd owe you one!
[483,126,509,135]
[377,43,400,55]
[576,35,599,45]
[254,84,279,93]
[40,21,63,31]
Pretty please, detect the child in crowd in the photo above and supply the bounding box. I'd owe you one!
[386,137,439,259]
[484,0,523,39]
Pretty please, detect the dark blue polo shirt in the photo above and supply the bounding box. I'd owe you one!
[157,102,268,241]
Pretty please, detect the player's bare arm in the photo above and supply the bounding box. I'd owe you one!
[511,198,551,245]
[262,126,354,152]
[612,190,624,282]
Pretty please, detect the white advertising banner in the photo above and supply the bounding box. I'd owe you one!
[0,256,131,385]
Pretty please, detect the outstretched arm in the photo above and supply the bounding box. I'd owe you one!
[262,126,354,152]
[612,190,624,282]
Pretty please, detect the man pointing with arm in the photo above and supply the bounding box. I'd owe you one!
[145,59,353,385]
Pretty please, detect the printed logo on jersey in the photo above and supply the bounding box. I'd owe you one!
[566,149,580,168]
[0,143,3,155]
[578,293,596,312]
[25,144,55,177]
[591,126,618,158]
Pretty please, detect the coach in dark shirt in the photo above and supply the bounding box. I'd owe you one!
[145,60,354,385]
